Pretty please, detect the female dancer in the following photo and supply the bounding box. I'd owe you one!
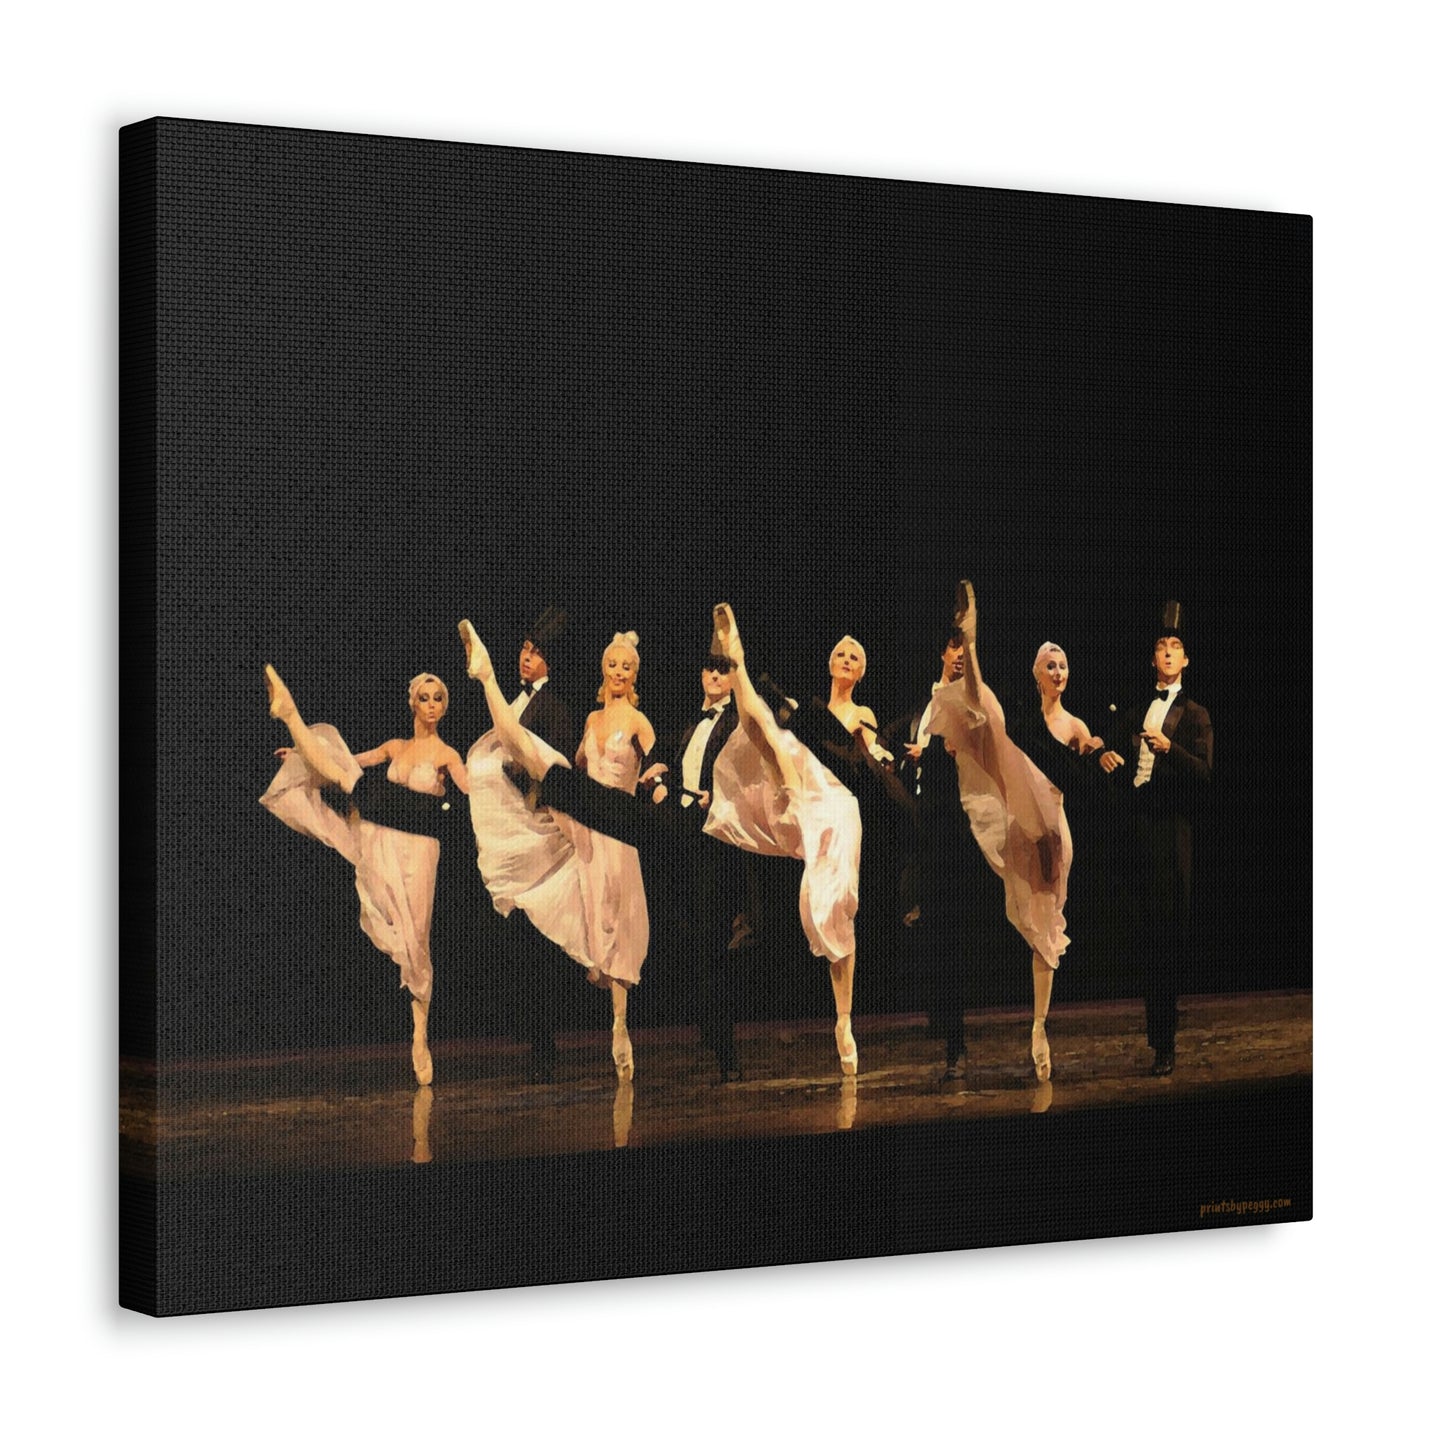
[260,665,469,1085]
[1030,643,1104,761]
[461,626,652,1080]
[575,631,655,1078]
[926,585,1072,1081]
[1015,642,1107,1076]
[705,605,865,1075]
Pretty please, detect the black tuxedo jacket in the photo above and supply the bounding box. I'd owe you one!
[881,695,935,797]
[664,702,739,821]
[519,683,575,760]
[1113,691,1213,815]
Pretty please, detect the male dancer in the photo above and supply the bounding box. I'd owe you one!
[641,650,750,1082]
[885,624,980,1081]
[1099,602,1213,1076]
[492,606,576,1082]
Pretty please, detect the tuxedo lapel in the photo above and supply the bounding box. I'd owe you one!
[1161,695,1185,740]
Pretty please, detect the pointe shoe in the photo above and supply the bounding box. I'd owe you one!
[264,663,297,722]
[457,619,493,681]
[835,1017,858,1077]
[954,579,978,646]
[712,603,744,666]
[412,1036,434,1087]
[1031,1020,1051,1082]
[612,1020,635,1081]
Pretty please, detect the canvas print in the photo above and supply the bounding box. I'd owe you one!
[120,118,1312,1316]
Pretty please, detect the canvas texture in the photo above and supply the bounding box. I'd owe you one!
[120,118,1311,1316]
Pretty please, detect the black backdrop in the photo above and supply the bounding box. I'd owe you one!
[128,119,1310,1063]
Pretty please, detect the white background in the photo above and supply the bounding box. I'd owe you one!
[3,2,1435,1439]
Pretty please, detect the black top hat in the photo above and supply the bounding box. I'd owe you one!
[1154,599,1185,646]
[524,606,568,657]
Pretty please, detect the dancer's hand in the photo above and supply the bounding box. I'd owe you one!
[1143,726,1170,754]
[640,762,668,784]
[264,664,298,722]
[1099,749,1125,773]
[457,619,493,682]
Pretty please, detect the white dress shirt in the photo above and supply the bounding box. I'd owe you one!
[1134,681,1181,787]
[682,694,731,795]
[511,675,548,718]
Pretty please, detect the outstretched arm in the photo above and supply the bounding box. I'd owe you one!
[265,664,355,791]
[440,745,470,794]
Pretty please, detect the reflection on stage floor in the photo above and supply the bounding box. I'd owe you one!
[122,991,1311,1179]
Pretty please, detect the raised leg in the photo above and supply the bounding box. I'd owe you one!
[954,580,985,710]
[459,619,548,780]
[713,604,801,790]
[264,663,353,790]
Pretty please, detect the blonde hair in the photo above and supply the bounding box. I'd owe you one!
[596,631,641,705]
[408,672,449,714]
[830,634,867,682]
[1033,643,1067,693]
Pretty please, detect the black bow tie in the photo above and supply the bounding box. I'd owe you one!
[520,682,535,697]
[1154,687,1174,700]
[700,706,719,718]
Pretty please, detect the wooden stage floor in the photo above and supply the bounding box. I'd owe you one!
[123,990,1312,1178]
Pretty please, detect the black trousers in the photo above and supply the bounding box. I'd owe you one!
[510,910,575,1063]
[903,796,993,1063]
[538,765,744,1065]
[1132,810,1194,1053]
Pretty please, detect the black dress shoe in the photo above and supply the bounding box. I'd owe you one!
[1149,1048,1175,1077]
[941,1048,967,1083]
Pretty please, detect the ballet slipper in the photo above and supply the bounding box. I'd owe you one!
[954,579,978,646]
[612,1019,635,1081]
[264,663,298,722]
[712,603,744,666]
[835,1016,858,1077]
[1031,1019,1051,1082]
[457,619,493,681]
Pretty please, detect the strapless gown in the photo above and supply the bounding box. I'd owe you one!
[704,719,861,964]
[926,680,1072,968]
[466,724,649,988]
[259,728,444,1002]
